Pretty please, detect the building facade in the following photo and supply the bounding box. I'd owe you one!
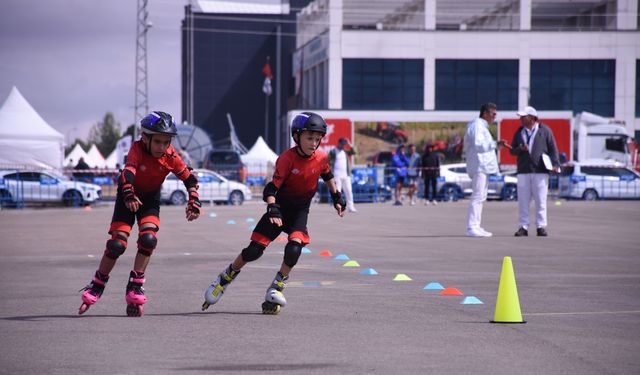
[294,0,640,134]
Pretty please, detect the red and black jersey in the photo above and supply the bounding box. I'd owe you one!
[121,141,192,193]
[271,147,330,206]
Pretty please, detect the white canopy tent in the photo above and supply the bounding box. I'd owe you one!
[241,136,278,182]
[0,86,65,169]
[63,144,89,168]
[86,144,106,168]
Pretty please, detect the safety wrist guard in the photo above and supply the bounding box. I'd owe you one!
[121,182,136,203]
[266,203,282,219]
[331,191,347,211]
[187,190,201,214]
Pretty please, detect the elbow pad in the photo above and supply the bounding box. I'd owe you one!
[263,181,278,202]
[320,172,334,182]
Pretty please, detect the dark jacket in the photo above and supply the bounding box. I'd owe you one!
[509,123,560,174]
[421,151,440,178]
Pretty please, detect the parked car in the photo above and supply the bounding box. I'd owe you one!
[314,167,393,203]
[0,170,101,207]
[202,149,247,183]
[427,163,518,201]
[161,169,252,206]
[558,161,640,200]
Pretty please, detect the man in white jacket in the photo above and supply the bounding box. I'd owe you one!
[463,103,508,237]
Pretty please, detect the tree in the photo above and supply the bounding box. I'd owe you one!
[88,112,122,156]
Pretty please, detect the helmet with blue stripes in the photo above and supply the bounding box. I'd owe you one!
[291,112,327,139]
[140,111,178,136]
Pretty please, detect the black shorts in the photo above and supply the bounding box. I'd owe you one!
[250,205,310,246]
[110,190,161,234]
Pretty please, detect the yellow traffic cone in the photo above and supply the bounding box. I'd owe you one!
[491,256,526,324]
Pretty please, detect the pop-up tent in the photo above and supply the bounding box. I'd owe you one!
[64,143,89,168]
[241,136,278,183]
[0,86,64,169]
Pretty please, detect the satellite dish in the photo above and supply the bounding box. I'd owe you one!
[172,124,212,167]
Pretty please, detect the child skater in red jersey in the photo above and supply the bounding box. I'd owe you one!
[79,111,201,317]
[202,112,346,314]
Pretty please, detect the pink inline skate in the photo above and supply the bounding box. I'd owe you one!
[125,270,147,317]
[78,271,109,315]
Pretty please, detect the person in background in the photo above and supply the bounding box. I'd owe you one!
[510,106,560,237]
[329,137,357,212]
[392,144,410,206]
[463,102,508,237]
[406,144,421,206]
[421,143,440,205]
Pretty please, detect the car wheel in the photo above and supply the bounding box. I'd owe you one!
[63,190,83,207]
[0,189,14,207]
[170,191,187,205]
[502,185,517,201]
[228,190,244,206]
[582,189,598,201]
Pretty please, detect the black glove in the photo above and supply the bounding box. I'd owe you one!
[331,191,347,212]
[121,182,137,203]
[266,203,282,219]
[187,190,201,215]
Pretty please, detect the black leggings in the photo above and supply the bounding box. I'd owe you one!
[423,176,438,201]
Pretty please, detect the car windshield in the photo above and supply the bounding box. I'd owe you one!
[208,152,240,164]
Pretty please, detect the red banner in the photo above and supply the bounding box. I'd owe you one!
[318,118,353,153]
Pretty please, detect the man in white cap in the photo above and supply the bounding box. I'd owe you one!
[510,106,560,237]
[463,102,508,237]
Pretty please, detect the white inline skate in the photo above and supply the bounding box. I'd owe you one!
[262,272,288,315]
[202,264,240,311]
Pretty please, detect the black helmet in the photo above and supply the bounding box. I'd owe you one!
[291,112,327,139]
[140,111,178,136]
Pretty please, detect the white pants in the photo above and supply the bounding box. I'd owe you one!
[517,173,549,230]
[335,175,355,210]
[467,173,488,230]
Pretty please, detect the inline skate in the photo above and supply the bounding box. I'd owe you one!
[78,270,109,315]
[202,264,240,311]
[262,271,288,315]
[125,270,147,317]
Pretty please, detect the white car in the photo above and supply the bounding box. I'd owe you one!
[559,161,640,200]
[161,169,252,206]
[0,170,102,207]
[435,163,518,201]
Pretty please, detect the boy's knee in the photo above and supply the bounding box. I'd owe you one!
[241,241,266,262]
[283,241,303,268]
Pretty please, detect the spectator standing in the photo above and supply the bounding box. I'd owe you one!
[329,137,357,212]
[392,144,410,206]
[178,147,193,168]
[510,106,560,237]
[406,144,421,205]
[463,103,508,237]
[421,143,440,205]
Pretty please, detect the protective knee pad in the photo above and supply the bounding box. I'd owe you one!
[104,233,128,260]
[283,241,303,268]
[241,241,265,262]
[137,227,158,257]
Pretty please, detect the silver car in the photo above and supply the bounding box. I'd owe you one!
[0,170,102,207]
[437,163,518,201]
[161,169,252,206]
[559,162,640,200]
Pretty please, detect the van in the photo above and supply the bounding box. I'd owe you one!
[202,150,247,183]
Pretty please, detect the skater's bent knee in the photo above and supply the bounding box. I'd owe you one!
[283,241,303,267]
[137,226,158,256]
[241,241,265,262]
[105,233,128,260]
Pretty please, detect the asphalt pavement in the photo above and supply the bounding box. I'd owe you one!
[0,198,639,374]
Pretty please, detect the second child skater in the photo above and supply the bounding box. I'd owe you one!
[202,112,346,314]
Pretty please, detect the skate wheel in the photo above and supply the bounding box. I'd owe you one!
[261,301,281,315]
[126,304,143,317]
[78,303,90,315]
[201,302,210,311]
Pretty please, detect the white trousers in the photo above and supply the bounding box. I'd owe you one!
[467,173,488,230]
[517,173,549,230]
[334,175,355,210]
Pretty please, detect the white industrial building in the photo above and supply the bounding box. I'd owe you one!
[291,0,640,136]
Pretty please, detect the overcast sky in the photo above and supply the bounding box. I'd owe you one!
[0,0,188,143]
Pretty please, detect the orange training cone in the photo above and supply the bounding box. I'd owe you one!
[318,250,333,257]
[491,256,526,324]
